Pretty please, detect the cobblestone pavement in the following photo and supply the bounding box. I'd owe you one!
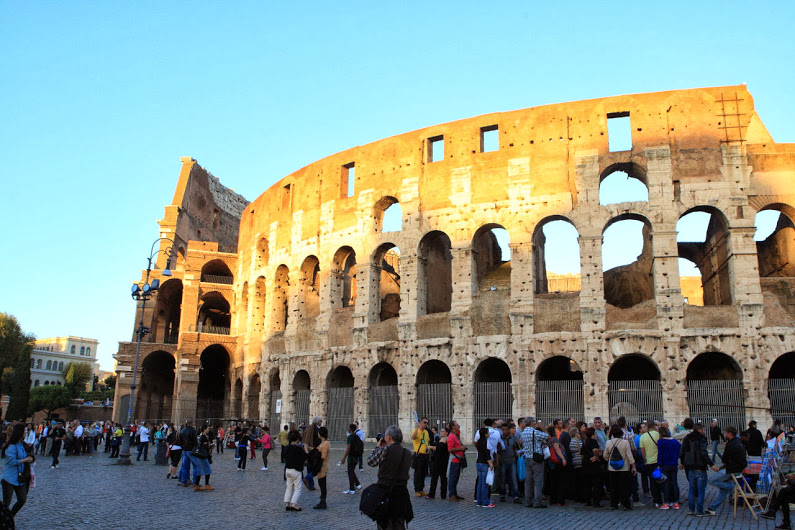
[11,443,780,529]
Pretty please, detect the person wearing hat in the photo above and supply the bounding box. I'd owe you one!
[745,420,764,458]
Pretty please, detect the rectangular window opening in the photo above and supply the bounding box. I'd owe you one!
[607,112,632,152]
[428,135,444,163]
[480,125,499,152]
[341,162,355,198]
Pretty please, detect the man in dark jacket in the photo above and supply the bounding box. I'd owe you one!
[709,419,724,463]
[178,420,198,487]
[680,422,712,515]
[761,473,795,529]
[745,420,765,457]
[705,426,747,515]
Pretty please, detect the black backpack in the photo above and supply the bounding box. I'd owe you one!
[308,448,323,475]
[351,434,364,457]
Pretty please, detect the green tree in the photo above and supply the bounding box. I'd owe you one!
[0,313,34,417]
[5,342,32,420]
[28,385,72,418]
[103,374,117,389]
[64,362,93,396]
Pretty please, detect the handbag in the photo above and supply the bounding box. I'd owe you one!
[459,452,467,469]
[485,467,495,486]
[359,447,408,520]
[517,457,526,480]
[531,430,544,463]
[192,442,208,459]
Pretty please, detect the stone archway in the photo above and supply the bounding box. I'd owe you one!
[416,360,453,432]
[472,357,513,434]
[535,356,584,425]
[768,352,795,427]
[607,354,664,425]
[196,345,230,421]
[368,362,399,437]
[137,350,175,422]
[686,351,745,430]
[326,366,354,440]
[292,370,311,428]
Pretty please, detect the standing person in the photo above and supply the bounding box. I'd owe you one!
[568,426,585,503]
[109,424,122,458]
[2,423,33,518]
[236,428,250,471]
[426,426,448,500]
[340,424,363,494]
[639,420,662,507]
[709,419,724,463]
[284,430,308,511]
[72,421,83,456]
[277,425,290,463]
[193,425,213,491]
[546,425,568,506]
[365,425,414,529]
[580,427,604,507]
[704,426,746,515]
[259,426,272,470]
[49,421,65,469]
[603,425,636,511]
[313,426,331,510]
[680,422,711,516]
[136,422,150,461]
[178,420,198,488]
[519,416,549,508]
[498,423,520,504]
[301,417,322,491]
[746,420,765,458]
[354,421,365,472]
[410,417,431,497]
[216,425,225,454]
[656,426,681,510]
[166,425,182,479]
[38,423,49,456]
[446,421,466,501]
[474,427,495,508]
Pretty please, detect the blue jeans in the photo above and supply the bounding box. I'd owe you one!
[305,470,315,489]
[661,465,678,503]
[708,469,736,510]
[500,461,519,499]
[179,452,199,484]
[448,462,461,498]
[687,469,708,513]
[476,463,490,506]
[136,441,149,461]
[710,440,722,463]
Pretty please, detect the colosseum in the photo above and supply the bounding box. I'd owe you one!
[113,85,795,441]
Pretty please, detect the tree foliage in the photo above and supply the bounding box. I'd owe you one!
[28,385,72,417]
[103,374,117,388]
[0,313,34,419]
[64,361,94,396]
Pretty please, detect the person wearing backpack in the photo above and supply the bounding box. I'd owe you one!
[679,421,711,516]
[340,423,362,494]
[602,424,636,511]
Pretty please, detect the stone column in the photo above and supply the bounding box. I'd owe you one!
[398,253,419,340]
[509,241,534,336]
[578,233,606,334]
[653,225,685,332]
[450,246,473,338]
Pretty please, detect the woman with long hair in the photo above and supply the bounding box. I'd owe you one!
[2,423,34,517]
[313,426,331,510]
[194,425,213,491]
[546,425,568,506]
[475,427,494,508]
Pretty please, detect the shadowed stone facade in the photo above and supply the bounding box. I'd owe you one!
[115,86,795,441]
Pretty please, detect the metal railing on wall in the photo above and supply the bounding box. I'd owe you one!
[201,274,234,285]
[687,379,746,431]
[536,379,585,425]
[608,379,665,426]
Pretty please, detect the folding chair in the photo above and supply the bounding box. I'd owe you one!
[732,473,767,519]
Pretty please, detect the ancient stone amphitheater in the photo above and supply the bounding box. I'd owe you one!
[114,85,795,441]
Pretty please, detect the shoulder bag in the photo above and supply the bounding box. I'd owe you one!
[531,430,544,463]
[608,440,625,470]
[360,447,408,520]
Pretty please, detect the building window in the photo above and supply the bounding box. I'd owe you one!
[480,125,499,152]
[607,111,632,152]
[46,360,52,370]
[80,346,85,355]
[36,359,42,369]
[86,347,91,356]
[427,135,444,162]
[58,362,64,371]
[44,380,49,386]
[71,345,76,354]
[341,162,356,198]
[30,358,34,369]
[34,380,39,387]
[56,381,61,386]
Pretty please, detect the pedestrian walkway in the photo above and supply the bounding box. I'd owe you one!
[11,443,775,529]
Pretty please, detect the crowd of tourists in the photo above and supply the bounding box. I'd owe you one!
[2,413,794,529]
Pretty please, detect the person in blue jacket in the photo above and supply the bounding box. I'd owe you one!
[2,423,34,517]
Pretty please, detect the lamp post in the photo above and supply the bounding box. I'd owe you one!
[117,237,176,465]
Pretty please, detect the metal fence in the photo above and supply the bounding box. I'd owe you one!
[687,379,746,431]
[196,398,226,421]
[768,378,795,427]
[269,390,282,430]
[608,379,664,426]
[327,386,354,440]
[201,274,234,285]
[369,385,399,437]
[417,383,453,432]
[472,381,514,434]
[535,380,585,425]
[294,390,311,428]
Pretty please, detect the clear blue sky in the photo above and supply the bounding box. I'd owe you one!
[2,2,793,370]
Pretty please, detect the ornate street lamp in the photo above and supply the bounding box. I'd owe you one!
[117,237,176,465]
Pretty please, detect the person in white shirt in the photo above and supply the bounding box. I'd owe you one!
[24,424,36,446]
[136,422,151,461]
[354,421,366,471]
[73,422,84,455]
